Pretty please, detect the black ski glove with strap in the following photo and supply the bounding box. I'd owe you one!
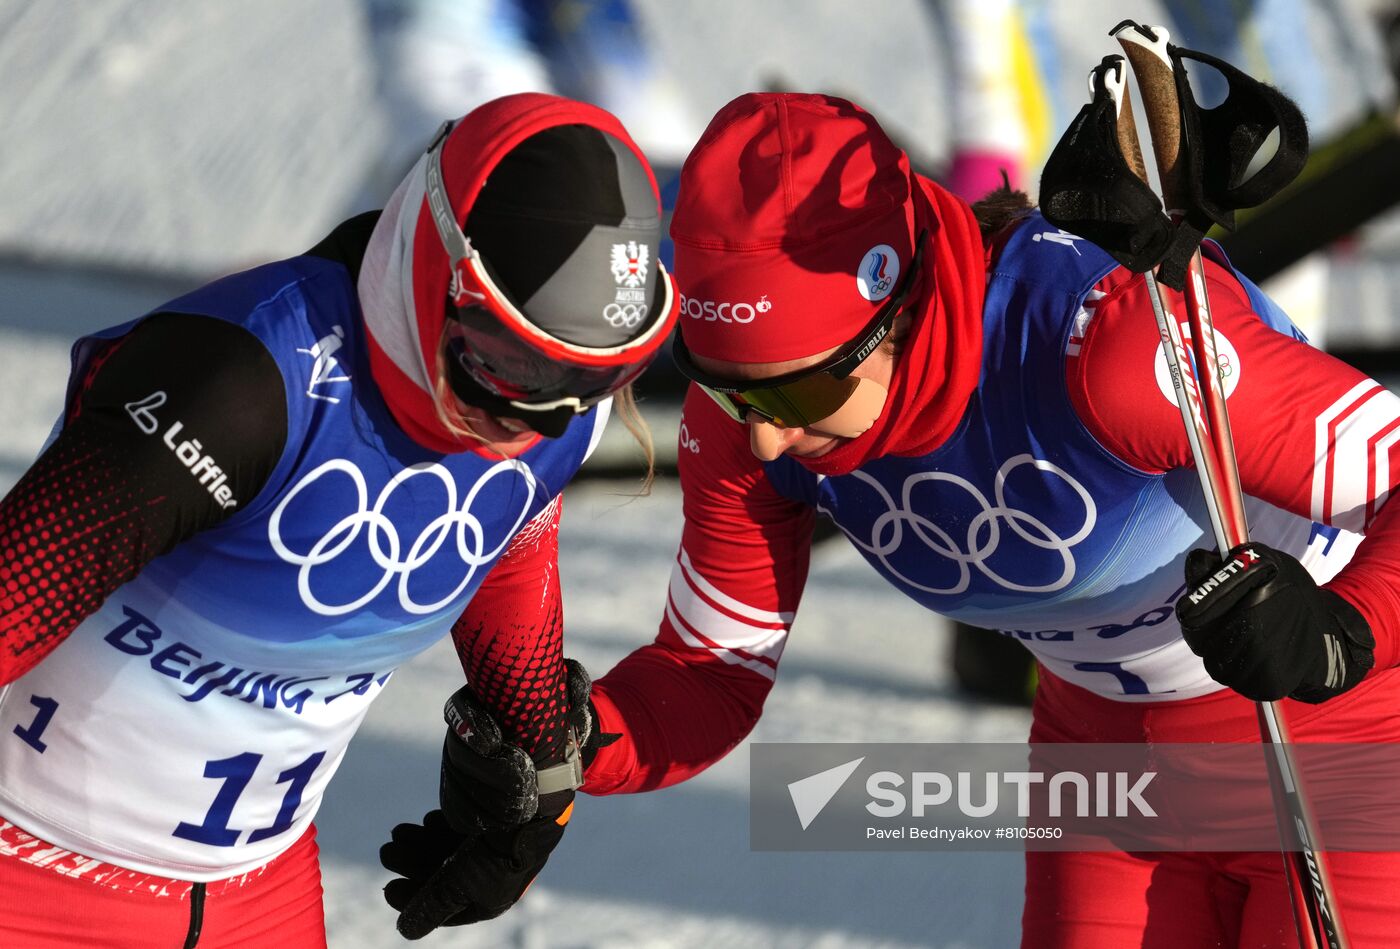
[381,659,613,939]
[1175,542,1375,704]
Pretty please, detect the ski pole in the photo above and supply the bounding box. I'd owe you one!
[1111,21,1348,949]
[1091,55,1238,561]
[1113,22,1249,543]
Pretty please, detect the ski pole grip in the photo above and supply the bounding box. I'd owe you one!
[1113,21,1186,212]
[1090,55,1150,189]
[1114,80,1149,186]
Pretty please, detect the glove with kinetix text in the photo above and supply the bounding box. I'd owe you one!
[381,659,612,939]
[1175,542,1374,703]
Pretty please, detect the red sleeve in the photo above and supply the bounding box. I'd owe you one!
[584,387,815,795]
[450,495,573,765]
[0,315,286,684]
[1068,259,1400,671]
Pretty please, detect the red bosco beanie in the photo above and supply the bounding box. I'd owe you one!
[671,93,916,364]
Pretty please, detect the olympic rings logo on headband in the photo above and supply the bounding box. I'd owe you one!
[269,458,537,617]
[824,455,1097,595]
[603,303,649,328]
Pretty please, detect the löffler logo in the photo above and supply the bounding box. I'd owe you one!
[124,390,238,509]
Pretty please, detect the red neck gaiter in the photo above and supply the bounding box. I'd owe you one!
[797,179,986,477]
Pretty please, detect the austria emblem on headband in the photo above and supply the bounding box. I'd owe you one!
[610,242,649,288]
[856,244,900,302]
[606,241,650,329]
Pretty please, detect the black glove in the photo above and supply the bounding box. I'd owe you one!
[380,806,569,936]
[381,659,612,939]
[1175,542,1375,703]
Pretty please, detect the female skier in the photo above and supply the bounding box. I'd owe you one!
[574,92,1400,947]
[0,92,677,947]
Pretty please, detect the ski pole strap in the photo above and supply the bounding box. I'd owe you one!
[1167,44,1309,230]
[1042,26,1310,289]
[1109,19,1309,230]
[1039,56,1175,275]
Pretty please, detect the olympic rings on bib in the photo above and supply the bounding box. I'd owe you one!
[825,454,1097,595]
[268,458,537,616]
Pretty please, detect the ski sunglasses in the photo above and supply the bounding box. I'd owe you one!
[672,230,926,434]
[424,120,678,416]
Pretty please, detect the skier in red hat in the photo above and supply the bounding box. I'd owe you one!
[573,92,1400,946]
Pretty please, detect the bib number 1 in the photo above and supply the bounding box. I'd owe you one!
[12,695,59,753]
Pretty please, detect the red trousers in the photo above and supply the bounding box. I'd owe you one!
[1022,667,1400,948]
[0,820,327,948]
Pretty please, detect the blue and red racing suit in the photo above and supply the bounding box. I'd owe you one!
[584,212,1400,946]
[0,214,602,945]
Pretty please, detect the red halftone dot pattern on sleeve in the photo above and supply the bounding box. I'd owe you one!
[0,426,173,684]
[451,496,569,763]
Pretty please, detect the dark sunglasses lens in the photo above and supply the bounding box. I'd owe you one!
[448,307,567,397]
[730,373,861,429]
[447,309,652,409]
[697,385,747,422]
